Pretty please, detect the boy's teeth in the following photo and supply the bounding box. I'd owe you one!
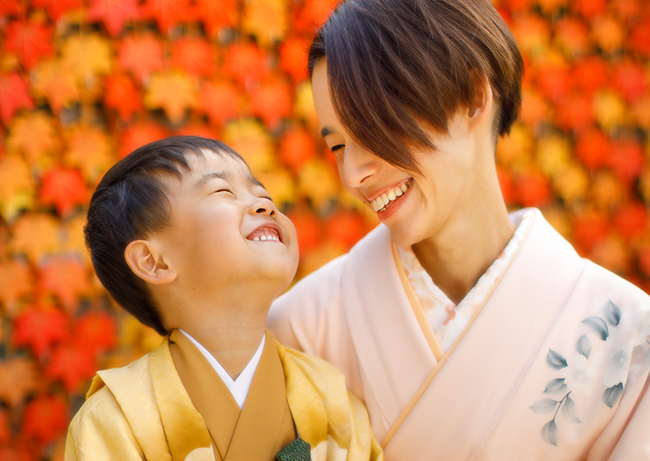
[370,182,410,212]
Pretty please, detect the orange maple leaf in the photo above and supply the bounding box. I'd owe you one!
[0,259,33,314]
[0,0,26,17]
[574,0,607,19]
[73,311,117,354]
[278,125,316,173]
[534,59,570,101]
[31,0,82,21]
[61,214,91,262]
[20,394,69,444]
[64,125,114,182]
[0,73,34,126]
[629,20,650,56]
[31,59,81,114]
[0,409,9,444]
[509,13,550,56]
[61,34,113,83]
[242,0,288,47]
[572,209,609,254]
[222,42,271,89]
[590,16,624,54]
[607,139,645,185]
[554,92,594,131]
[293,0,339,33]
[144,71,198,123]
[248,75,293,129]
[613,201,647,240]
[611,59,648,102]
[9,213,60,263]
[514,169,552,208]
[519,87,549,128]
[198,80,241,127]
[117,121,169,159]
[570,56,608,96]
[140,0,191,34]
[575,128,612,171]
[537,0,568,15]
[286,208,322,257]
[0,357,38,408]
[278,36,310,84]
[170,37,217,78]
[117,33,165,83]
[38,257,92,313]
[554,17,590,58]
[325,210,366,251]
[2,19,54,70]
[0,154,35,221]
[5,112,59,168]
[39,167,88,217]
[86,0,141,37]
[45,341,97,392]
[192,0,238,38]
[12,304,70,357]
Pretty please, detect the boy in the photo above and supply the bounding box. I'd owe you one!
[65,136,382,461]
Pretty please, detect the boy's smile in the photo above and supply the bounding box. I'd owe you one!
[154,150,299,304]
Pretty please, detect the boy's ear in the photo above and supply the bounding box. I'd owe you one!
[124,240,177,285]
[467,70,493,128]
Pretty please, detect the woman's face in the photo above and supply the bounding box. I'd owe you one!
[311,60,490,249]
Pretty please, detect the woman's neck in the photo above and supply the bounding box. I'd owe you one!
[411,200,514,304]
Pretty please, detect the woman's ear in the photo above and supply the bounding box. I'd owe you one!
[124,240,177,285]
[467,70,494,128]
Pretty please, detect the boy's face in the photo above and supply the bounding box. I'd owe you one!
[155,150,299,301]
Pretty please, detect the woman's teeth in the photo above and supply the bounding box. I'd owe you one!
[370,183,409,212]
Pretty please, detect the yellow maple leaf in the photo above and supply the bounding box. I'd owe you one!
[242,0,289,47]
[535,134,570,177]
[63,125,114,182]
[0,154,35,222]
[552,161,589,206]
[61,34,113,83]
[294,82,319,129]
[593,91,626,130]
[61,214,90,263]
[31,59,80,114]
[144,71,198,123]
[297,159,340,213]
[9,213,61,263]
[5,112,59,169]
[590,16,624,54]
[496,123,534,172]
[255,169,296,206]
[631,95,650,129]
[222,119,277,172]
[589,171,626,210]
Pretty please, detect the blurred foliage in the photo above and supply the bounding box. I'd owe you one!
[0,0,648,459]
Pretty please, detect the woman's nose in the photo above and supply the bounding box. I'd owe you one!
[340,145,379,189]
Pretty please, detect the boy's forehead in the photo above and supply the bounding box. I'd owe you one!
[188,149,262,187]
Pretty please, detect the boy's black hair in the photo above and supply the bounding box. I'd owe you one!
[85,136,244,335]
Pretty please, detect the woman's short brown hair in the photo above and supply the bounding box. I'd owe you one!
[308,0,524,172]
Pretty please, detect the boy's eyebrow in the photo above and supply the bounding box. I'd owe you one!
[195,170,267,191]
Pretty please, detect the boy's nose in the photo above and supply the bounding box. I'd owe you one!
[252,198,276,216]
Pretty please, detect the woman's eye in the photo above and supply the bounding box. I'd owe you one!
[330,144,345,152]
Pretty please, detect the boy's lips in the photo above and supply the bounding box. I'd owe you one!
[247,223,283,243]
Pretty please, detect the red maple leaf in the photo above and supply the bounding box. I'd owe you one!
[0,409,10,444]
[73,311,117,355]
[278,125,316,173]
[554,17,589,57]
[611,59,648,102]
[515,170,552,208]
[117,33,165,83]
[629,20,650,57]
[575,127,611,171]
[571,56,609,97]
[0,259,33,314]
[170,37,216,78]
[573,0,606,19]
[21,395,69,445]
[2,19,54,70]
[222,41,271,89]
[118,121,169,159]
[325,211,366,251]
[248,75,293,129]
[31,0,82,21]
[38,167,88,217]
[104,73,143,121]
[38,257,92,313]
[45,341,97,392]
[554,92,594,131]
[198,80,241,127]
[572,209,609,255]
[12,305,70,358]
[192,0,238,38]
[293,0,339,33]
[613,202,647,240]
[497,166,518,206]
[86,0,141,37]
[535,62,570,101]
[0,0,26,18]
[279,36,310,84]
[140,0,191,34]
[607,139,644,185]
[286,209,322,257]
[0,73,34,126]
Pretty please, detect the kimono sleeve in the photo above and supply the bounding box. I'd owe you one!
[64,386,145,460]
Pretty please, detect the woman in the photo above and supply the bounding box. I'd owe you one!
[268,0,650,459]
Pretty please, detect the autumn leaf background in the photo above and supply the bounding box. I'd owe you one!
[0,0,649,458]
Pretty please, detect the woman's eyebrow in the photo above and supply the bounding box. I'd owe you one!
[321,127,333,137]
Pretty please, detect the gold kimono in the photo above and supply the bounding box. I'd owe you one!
[65,330,382,461]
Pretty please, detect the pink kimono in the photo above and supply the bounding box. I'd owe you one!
[268,208,650,460]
